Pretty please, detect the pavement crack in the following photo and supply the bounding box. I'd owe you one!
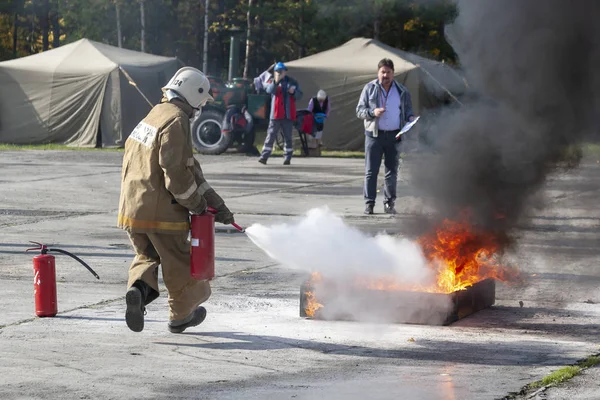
[31,357,92,376]
[216,263,279,278]
[227,177,362,199]
[0,264,280,329]
[7,170,121,184]
[0,211,105,228]
[171,346,281,373]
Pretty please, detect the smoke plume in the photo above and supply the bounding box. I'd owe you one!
[413,0,600,236]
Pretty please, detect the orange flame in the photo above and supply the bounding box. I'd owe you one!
[302,212,521,316]
[303,272,323,317]
[416,213,520,293]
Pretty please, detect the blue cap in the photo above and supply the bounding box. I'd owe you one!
[274,62,287,71]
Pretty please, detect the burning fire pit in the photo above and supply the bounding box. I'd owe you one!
[300,276,496,325]
[299,212,520,325]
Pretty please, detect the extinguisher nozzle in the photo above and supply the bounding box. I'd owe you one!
[232,222,245,233]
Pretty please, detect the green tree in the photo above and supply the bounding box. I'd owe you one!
[0,0,458,71]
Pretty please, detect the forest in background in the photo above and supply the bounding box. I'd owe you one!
[0,0,458,78]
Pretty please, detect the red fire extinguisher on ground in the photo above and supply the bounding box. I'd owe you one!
[190,207,245,281]
[26,242,100,317]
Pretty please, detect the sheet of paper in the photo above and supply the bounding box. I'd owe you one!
[395,116,420,139]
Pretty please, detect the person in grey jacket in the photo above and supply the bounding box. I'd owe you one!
[356,58,416,215]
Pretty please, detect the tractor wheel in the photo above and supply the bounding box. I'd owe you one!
[191,110,233,155]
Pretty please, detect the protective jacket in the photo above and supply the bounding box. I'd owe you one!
[118,99,226,234]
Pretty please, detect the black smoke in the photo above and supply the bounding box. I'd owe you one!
[412,0,600,238]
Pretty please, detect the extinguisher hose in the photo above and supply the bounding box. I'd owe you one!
[48,248,100,280]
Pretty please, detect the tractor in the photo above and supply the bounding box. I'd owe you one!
[190,76,271,155]
[190,75,314,155]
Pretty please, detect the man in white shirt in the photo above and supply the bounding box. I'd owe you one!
[356,58,416,215]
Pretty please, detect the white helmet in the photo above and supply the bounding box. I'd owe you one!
[317,90,327,101]
[162,67,213,108]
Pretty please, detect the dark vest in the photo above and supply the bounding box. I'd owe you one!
[311,97,328,114]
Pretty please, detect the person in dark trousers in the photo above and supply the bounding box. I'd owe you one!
[258,62,303,165]
[356,58,416,215]
[307,89,331,145]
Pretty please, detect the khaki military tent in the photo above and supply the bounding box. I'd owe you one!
[285,38,467,150]
[0,38,181,147]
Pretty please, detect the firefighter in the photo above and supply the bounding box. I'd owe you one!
[118,67,235,334]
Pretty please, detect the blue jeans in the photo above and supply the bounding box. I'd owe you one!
[260,119,294,161]
[364,131,402,205]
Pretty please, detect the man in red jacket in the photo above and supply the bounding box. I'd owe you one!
[258,62,303,165]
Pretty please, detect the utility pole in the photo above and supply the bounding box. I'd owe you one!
[115,0,122,48]
[13,11,18,58]
[30,0,35,53]
[243,0,253,78]
[140,0,146,52]
[203,0,209,72]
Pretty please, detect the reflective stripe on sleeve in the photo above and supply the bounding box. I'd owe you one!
[198,182,212,195]
[172,181,198,200]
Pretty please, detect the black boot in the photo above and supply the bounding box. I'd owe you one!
[364,203,374,215]
[384,202,396,214]
[168,306,207,334]
[125,281,149,332]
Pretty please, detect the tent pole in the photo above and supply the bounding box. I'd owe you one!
[416,64,464,106]
[119,67,154,109]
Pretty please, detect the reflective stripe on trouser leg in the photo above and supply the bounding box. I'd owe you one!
[127,232,161,305]
[146,232,211,321]
[281,119,294,160]
[260,119,280,159]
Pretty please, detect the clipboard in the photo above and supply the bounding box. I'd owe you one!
[395,116,420,139]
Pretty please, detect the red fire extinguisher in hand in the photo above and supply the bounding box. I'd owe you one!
[26,242,100,317]
[190,207,245,281]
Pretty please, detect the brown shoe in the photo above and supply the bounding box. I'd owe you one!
[168,306,207,334]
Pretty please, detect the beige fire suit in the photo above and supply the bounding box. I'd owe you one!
[118,98,232,321]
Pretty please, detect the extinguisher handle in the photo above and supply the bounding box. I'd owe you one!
[26,241,48,253]
[204,207,245,233]
[48,248,100,280]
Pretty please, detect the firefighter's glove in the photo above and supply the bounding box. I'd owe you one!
[189,193,208,215]
[214,204,235,225]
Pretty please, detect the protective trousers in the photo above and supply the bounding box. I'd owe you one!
[127,231,211,321]
[260,119,294,161]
